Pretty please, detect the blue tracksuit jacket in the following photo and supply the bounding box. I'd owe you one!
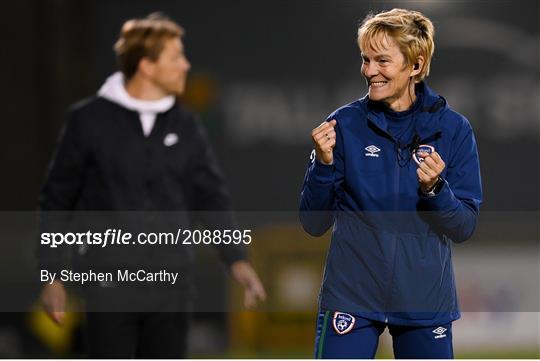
[299,82,482,326]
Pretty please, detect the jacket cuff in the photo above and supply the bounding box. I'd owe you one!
[217,244,249,267]
[309,160,334,184]
[419,179,459,211]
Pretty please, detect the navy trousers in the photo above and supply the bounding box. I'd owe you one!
[314,311,454,359]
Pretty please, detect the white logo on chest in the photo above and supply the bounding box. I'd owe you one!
[364,145,381,157]
[163,133,179,147]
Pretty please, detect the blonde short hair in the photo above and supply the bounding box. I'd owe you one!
[358,8,435,82]
[114,13,184,80]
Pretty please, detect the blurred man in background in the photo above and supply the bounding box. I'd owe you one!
[38,13,265,358]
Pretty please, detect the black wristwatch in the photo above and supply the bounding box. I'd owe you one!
[422,177,444,197]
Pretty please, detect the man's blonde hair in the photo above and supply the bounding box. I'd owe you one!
[114,13,184,80]
[358,8,435,82]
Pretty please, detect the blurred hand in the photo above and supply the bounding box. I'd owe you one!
[417,152,445,193]
[311,119,337,165]
[40,281,66,325]
[230,260,266,309]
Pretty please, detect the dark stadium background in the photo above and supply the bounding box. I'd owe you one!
[0,0,538,358]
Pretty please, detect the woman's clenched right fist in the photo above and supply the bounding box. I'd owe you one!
[311,119,337,165]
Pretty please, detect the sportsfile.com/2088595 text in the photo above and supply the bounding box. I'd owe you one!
[40,228,252,248]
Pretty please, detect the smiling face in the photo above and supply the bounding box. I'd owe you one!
[360,33,416,111]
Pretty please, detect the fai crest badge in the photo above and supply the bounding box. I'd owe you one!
[332,312,355,335]
[413,144,435,165]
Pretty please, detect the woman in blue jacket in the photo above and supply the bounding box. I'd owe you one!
[299,8,482,359]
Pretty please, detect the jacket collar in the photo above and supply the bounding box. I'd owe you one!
[97,72,176,114]
[363,82,445,141]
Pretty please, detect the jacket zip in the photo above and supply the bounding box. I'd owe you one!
[385,150,401,324]
[387,132,403,323]
[367,116,401,323]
